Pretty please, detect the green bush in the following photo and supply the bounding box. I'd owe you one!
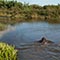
[0,42,18,60]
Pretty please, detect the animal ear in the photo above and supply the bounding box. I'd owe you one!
[41,37,46,40]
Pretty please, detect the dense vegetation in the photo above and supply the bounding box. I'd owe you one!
[0,42,17,60]
[0,0,60,24]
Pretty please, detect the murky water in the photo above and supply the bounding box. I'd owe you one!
[0,22,60,60]
[18,43,60,60]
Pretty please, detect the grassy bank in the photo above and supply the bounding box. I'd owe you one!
[0,0,60,30]
[0,0,60,24]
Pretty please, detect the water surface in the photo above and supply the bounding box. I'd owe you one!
[0,22,60,45]
[0,22,60,60]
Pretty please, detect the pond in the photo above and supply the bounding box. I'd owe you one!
[0,22,60,60]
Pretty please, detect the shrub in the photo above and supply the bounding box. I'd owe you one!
[0,42,18,60]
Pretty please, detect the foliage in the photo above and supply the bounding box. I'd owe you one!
[0,0,60,23]
[0,23,7,31]
[0,42,18,60]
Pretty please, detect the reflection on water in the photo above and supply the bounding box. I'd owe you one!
[0,22,60,46]
[0,22,60,60]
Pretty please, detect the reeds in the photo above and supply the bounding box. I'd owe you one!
[0,42,18,60]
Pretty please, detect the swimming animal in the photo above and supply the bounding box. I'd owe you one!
[37,37,54,44]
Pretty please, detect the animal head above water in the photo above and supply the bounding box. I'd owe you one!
[37,37,54,45]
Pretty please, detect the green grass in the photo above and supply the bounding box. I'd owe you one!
[0,23,7,31]
[0,42,18,60]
